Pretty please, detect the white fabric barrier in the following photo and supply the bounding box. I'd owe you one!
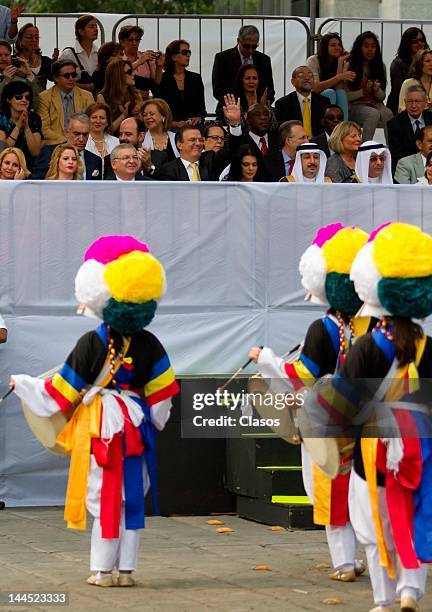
[1,180,432,506]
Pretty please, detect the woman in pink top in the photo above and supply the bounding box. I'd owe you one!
[118,25,164,98]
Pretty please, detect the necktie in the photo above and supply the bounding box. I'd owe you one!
[288,159,295,175]
[190,162,200,181]
[259,137,268,156]
[64,94,73,128]
[303,96,312,137]
[414,119,422,139]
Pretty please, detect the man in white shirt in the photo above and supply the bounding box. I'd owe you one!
[110,143,149,181]
[395,126,432,184]
[355,141,393,184]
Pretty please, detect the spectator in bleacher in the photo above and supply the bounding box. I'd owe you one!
[0,2,23,44]
[97,59,140,135]
[394,125,432,184]
[119,25,164,98]
[109,143,150,182]
[0,80,42,171]
[141,98,178,168]
[45,143,83,180]
[387,84,432,172]
[325,120,362,183]
[280,143,330,183]
[398,49,432,112]
[37,60,94,145]
[0,39,38,99]
[16,23,57,93]
[59,15,99,94]
[204,120,225,153]
[346,32,393,142]
[222,144,265,182]
[241,103,279,177]
[306,33,355,120]
[103,116,152,180]
[212,25,274,106]
[0,146,29,179]
[313,104,344,157]
[91,42,122,96]
[263,119,308,181]
[417,150,432,184]
[159,39,206,129]
[216,64,268,124]
[387,27,429,115]
[354,141,393,184]
[275,66,330,137]
[155,94,242,181]
[32,112,101,180]
[85,102,119,161]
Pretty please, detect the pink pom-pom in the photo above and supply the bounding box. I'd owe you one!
[312,223,345,248]
[84,235,150,264]
[368,222,392,243]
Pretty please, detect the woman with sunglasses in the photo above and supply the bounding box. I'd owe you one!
[118,24,164,98]
[15,23,58,93]
[387,27,429,115]
[0,80,42,170]
[97,58,140,135]
[159,39,206,129]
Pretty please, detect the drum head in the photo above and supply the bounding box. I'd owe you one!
[21,403,67,456]
[247,375,300,444]
[297,408,340,478]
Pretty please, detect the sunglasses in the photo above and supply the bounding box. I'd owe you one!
[124,67,133,75]
[242,43,258,50]
[59,72,77,79]
[179,49,191,56]
[14,93,31,101]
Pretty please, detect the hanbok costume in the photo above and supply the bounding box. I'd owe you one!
[11,235,179,587]
[256,223,373,581]
[323,222,432,611]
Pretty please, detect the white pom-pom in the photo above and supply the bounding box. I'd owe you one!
[350,243,381,306]
[75,260,111,318]
[299,244,327,304]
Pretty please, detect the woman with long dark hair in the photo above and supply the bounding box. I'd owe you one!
[216,64,267,123]
[158,39,206,129]
[346,31,393,142]
[223,144,265,181]
[387,27,428,114]
[306,32,355,120]
[399,48,432,112]
[97,59,141,135]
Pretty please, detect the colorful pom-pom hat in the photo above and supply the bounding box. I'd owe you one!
[75,235,166,333]
[299,222,369,315]
[351,222,432,320]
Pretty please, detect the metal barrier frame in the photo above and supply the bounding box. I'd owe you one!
[21,13,106,47]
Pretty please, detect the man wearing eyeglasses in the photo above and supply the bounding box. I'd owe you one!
[109,143,150,181]
[387,84,432,172]
[36,59,94,145]
[212,25,274,106]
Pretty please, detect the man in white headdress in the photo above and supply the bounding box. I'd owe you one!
[354,141,394,184]
[279,143,331,183]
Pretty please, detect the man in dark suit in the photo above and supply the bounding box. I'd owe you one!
[212,24,275,105]
[263,120,308,181]
[103,117,152,180]
[275,66,330,137]
[240,103,280,180]
[388,84,432,173]
[109,144,151,181]
[156,95,242,181]
[32,113,102,179]
[313,105,344,158]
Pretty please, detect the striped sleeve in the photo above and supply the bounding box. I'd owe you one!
[144,339,179,406]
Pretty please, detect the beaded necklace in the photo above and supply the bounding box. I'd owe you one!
[107,327,132,387]
[378,316,394,341]
[335,311,355,367]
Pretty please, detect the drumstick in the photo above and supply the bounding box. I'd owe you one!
[0,364,62,405]
[0,387,14,403]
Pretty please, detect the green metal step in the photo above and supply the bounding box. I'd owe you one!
[272,495,311,505]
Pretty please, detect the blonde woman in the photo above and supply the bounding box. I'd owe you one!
[325,120,362,183]
[45,144,83,180]
[86,102,119,158]
[0,147,30,180]
[141,98,178,167]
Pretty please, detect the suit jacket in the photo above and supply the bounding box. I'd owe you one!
[32,145,102,180]
[102,155,153,181]
[313,132,331,158]
[387,110,432,172]
[212,47,275,103]
[37,85,94,145]
[275,91,330,136]
[394,152,425,184]
[263,149,287,182]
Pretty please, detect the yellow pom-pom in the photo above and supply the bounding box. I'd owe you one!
[104,251,165,303]
[373,223,432,278]
[322,227,369,274]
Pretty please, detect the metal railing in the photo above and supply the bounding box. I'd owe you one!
[20,13,106,47]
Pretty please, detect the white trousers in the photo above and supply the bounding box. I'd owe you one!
[86,456,148,572]
[349,469,427,607]
[302,444,358,570]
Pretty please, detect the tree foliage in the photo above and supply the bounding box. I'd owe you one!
[26,0,216,14]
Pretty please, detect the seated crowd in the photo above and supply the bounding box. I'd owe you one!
[0,13,431,185]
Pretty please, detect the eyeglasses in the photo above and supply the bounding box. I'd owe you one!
[124,67,133,75]
[242,43,258,50]
[114,155,139,161]
[59,72,77,79]
[206,135,224,142]
[126,38,142,43]
[14,93,31,101]
[179,49,192,56]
